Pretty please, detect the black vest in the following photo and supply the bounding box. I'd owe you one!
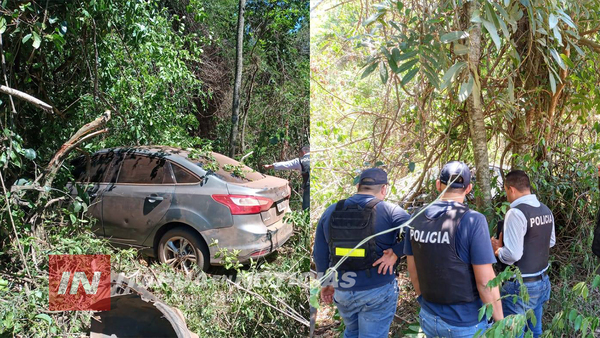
[300,154,310,190]
[593,210,600,258]
[410,203,478,304]
[513,203,554,274]
[328,198,380,272]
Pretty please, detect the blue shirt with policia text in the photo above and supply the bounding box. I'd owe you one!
[404,200,497,327]
[313,194,410,291]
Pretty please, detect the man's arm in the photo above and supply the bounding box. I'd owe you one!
[406,255,421,296]
[473,264,503,321]
[496,209,526,265]
[265,158,301,171]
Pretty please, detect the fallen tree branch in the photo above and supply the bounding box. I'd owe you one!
[0,85,53,112]
[225,278,309,327]
[44,110,111,190]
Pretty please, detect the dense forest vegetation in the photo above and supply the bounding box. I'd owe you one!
[0,0,309,336]
[311,0,600,336]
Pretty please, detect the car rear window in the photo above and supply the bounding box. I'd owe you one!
[117,155,174,184]
[193,152,265,183]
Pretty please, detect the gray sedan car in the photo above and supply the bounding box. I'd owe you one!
[70,146,293,273]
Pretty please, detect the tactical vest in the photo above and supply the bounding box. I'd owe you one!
[328,198,380,272]
[593,210,600,258]
[300,154,310,190]
[512,203,554,274]
[410,203,478,304]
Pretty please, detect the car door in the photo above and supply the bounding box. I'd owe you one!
[71,151,121,237]
[101,153,175,246]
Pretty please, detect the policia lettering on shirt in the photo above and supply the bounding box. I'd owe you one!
[405,161,503,337]
[491,170,555,338]
[312,168,410,338]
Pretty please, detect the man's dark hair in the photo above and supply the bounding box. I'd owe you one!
[301,145,310,154]
[357,178,384,193]
[505,170,531,192]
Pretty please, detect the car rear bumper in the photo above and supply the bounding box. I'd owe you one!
[202,216,294,265]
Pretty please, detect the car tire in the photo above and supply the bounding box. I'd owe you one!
[158,227,210,273]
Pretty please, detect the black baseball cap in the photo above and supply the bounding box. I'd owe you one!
[439,161,471,189]
[358,168,388,185]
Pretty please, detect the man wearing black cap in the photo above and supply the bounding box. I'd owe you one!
[491,170,554,337]
[405,161,503,337]
[312,168,410,338]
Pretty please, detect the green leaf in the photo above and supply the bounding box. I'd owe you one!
[560,53,574,68]
[441,61,466,90]
[483,20,501,50]
[361,62,378,79]
[548,70,556,94]
[575,315,583,331]
[69,213,77,224]
[592,275,600,289]
[458,75,474,102]
[397,58,418,74]
[22,33,32,44]
[485,303,493,320]
[454,43,469,55]
[309,287,320,308]
[553,26,562,45]
[401,67,419,85]
[32,31,41,49]
[22,148,36,160]
[73,201,82,213]
[379,61,388,83]
[408,161,415,172]
[59,21,68,35]
[440,31,468,43]
[478,304,486,322]
[549,49,565,69]
[35,313,52,325]
[394,49,418,63]
[549,13,558,29]
[0,17,6,34]
[363,12,384,27]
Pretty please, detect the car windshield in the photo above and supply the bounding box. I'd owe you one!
[193,152,265,183]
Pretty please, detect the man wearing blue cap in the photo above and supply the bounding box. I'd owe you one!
[404,161,503,337]
[313,167,410,338]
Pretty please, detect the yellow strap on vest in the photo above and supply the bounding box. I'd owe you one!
[335,247,365,257]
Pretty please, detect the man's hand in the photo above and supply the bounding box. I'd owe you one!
[373,248,398,275]
[263,164,274,169]
[491,232,503,256]
[320,286,334,304]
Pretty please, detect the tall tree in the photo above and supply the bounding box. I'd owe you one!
[465,1,492,214]
[229,0,246,157]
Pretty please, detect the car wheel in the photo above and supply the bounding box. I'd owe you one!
[158,227,210,273]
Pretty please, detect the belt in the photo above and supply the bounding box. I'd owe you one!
[508,272,546,283]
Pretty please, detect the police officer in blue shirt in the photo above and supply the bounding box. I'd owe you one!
[491,170,554,337]
[312,168,410,338]
[405,161,503,337]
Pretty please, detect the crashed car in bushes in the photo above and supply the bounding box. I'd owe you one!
[70,146,293,273]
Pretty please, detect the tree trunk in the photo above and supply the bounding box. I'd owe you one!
[466,2,492,216]
[228,0,246,158]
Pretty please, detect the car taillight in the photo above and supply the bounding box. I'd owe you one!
[212,194,274,215]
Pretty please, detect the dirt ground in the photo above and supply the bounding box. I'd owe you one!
[313,259,420,337]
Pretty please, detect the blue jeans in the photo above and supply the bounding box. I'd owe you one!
[501,274,551,338]
[419,307,489,338]
[333,280,399,338]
